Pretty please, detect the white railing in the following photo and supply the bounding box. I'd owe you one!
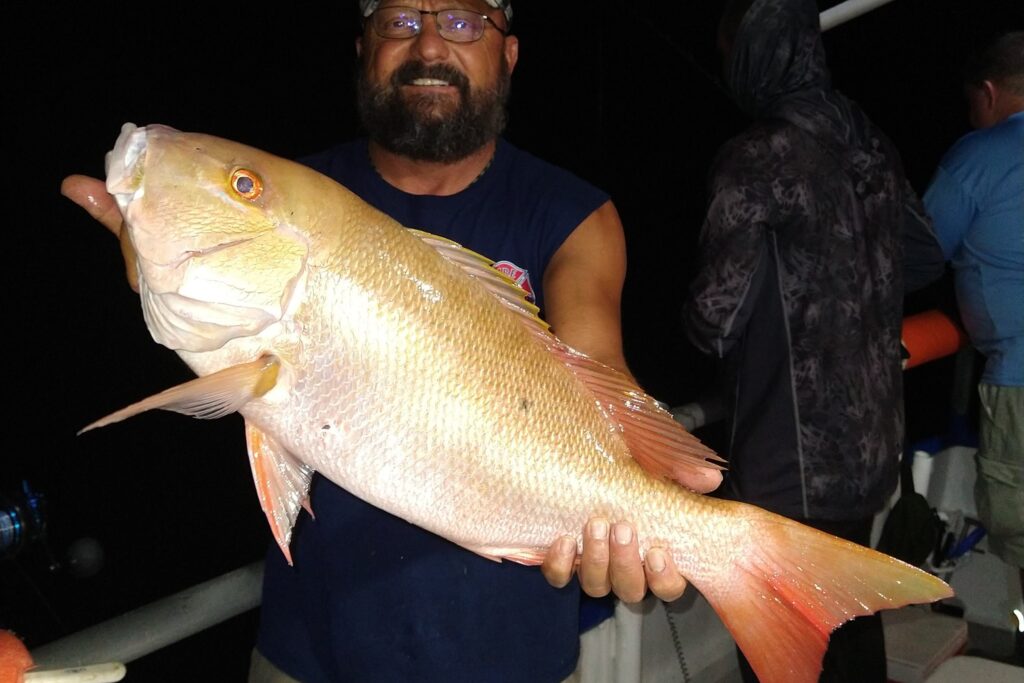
[29,561,263,677]
[821,0,899,31]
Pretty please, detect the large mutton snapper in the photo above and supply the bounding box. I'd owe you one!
[82,123,952,683]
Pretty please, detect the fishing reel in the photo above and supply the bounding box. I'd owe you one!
[1,480,103,578]
[0,480,48,562]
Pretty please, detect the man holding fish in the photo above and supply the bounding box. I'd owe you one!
[63,1,711,680]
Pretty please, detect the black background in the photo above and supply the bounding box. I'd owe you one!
[4,1,1022,680]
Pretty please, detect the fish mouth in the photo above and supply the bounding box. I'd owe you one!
[104,123,233,269]
[105,123,184,217]
[105,122,149,214]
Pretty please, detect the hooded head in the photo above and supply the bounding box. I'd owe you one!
[719,0,830,120]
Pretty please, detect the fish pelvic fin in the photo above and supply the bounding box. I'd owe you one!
[407,229,725,493]
[78,356,280,434]
[245,421,314,566]
[694,505,953,683]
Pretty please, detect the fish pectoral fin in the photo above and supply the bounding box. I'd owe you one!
[245,421,314,566]
[78,356,281,434]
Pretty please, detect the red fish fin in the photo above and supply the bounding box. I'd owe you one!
[694,506,953,683]
[410,228,724,491]
[557,348,726,491]
[78,356,280,434]
[245,421,314,566]
[455,544,549,565]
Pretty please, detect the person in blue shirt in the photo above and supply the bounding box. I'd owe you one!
[60,1,721,680]
[923,30,1024,583]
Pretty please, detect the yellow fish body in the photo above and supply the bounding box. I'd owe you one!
[85,123,951,683]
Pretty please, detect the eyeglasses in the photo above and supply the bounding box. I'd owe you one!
[369,6,508,43]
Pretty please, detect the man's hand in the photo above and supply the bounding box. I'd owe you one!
[61,174,138,291]
[541,518,687,603]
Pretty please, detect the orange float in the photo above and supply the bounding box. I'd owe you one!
[0,630,32,683]
[901,309,969,370]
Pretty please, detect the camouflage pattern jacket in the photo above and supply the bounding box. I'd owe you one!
[683,0,943,520]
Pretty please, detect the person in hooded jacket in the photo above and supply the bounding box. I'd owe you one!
[683,0,944,680]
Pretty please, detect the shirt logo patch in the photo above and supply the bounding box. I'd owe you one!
[493,260,535,302]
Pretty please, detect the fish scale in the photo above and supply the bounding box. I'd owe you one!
[83,122,953,683]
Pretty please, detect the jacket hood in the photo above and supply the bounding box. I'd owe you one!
[727,0,829,119]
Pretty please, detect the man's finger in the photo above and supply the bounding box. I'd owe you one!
[540,536,577,589]
[578,518,612,598]
[607,522,646,603]
[643,548,687,602]
[119,230,140,292]
[678,466,724,494]
[62,174,139,291]
[61,174,122,237]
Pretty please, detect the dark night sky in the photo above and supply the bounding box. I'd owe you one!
[4,0,1022,678]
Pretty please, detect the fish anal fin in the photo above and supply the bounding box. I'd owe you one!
[245,421,314,566]
[455,544,550,566]
[695,506,954,683]
[78,356,280,434]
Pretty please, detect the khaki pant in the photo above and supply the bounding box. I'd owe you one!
[975,383,1024,568]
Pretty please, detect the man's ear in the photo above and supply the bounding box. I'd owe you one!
[981,79,998,110]
[504,34,519,74]
[356,35,363,58]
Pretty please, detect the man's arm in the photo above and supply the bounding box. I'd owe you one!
[542,200,632,376]
[902,179,947,292]
[683,177,770,358]
[539,200,711,603]
[922,165,974,262]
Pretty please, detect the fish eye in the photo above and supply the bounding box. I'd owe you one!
[230,168,263,200]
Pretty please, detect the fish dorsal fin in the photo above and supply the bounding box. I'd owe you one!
[410,228,549,332]
[410,228,724,490]
[557,346,726,489]
[78,356,280,434]
[245,421,314,565]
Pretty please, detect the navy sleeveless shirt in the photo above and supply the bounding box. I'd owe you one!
[256,138,609,682]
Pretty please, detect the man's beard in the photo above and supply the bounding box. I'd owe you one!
[356,58,511,163]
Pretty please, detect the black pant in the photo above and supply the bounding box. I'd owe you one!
[736,517,888,683]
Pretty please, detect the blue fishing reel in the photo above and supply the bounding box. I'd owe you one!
[0,480,47,560]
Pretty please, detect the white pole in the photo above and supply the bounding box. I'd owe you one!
[29,561,263,669]
[25,663,127,683]
[820,0,898,32]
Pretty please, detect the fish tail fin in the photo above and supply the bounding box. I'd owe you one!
[693,504,953,683]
